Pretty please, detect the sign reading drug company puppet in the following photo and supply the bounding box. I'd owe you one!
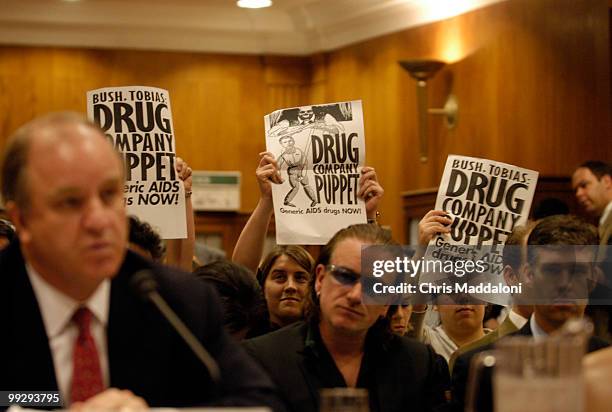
[87,86,186,239]
[422,155,539,304]
[265,101,367,244]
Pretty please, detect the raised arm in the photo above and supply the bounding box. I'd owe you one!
[357,166,384,222]
[232,152,283,273]
[165,157,195,271]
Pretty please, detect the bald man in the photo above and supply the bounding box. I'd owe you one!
[0,112,283,411]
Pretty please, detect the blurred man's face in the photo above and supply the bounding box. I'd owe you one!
[530,248,592,330]
[572,167,611,216]
[10,122,127,300]
[315,237,388,336]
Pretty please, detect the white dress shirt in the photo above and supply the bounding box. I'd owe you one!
[599,201,612,228]
[529,314,548,341]
[507,309,528,330]
[26,264,110,405]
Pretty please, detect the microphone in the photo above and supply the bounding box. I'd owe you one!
[131,269,221,384]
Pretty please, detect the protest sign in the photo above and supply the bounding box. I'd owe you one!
[422,155,539,304]
[265,101,367,244]
[87,86,186,239]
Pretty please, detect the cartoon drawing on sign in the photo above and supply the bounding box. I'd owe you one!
[277,134,318,207]
[267,103,353,208]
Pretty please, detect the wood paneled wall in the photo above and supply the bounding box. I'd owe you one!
[0,0,609,243]
[312,0,611,241]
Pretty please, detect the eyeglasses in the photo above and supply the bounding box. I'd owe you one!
[326,264,361,286]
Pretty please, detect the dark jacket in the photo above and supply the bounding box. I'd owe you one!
[451,319,610,412]
[0,240,284,411]
[243,321,450,412]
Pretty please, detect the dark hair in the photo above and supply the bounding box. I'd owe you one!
[0,112,109,209]
[532,198,569,220]
[256,245,314,287]
[194,260,265,336]
[0,219,15,243]
[128,215,166,261]
[527,214,599,263]
[305,224,396,324]
[577,161,612,179]
[502,221,536,269]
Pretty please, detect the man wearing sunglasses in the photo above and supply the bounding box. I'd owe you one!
[244,224,450,412]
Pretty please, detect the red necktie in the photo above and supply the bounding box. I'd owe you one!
[71,307,104,403]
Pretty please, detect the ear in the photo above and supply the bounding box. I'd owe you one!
[503,265,518,287]
[315,264,326,294]
[520,262,535,285]
[601,174,612,190]
[5,201,31,244]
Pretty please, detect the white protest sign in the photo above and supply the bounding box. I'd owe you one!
[87,86,187,239]
[265,101,367,244]
[423,155,539,304]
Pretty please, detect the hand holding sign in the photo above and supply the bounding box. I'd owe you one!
[175,157,193,192]
[358,166,384,220]
[256,152,283,200]
[418,210,452,246]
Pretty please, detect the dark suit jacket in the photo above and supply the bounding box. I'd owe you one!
[448,314,520,374]
[0,240,284,411]
[243,321,450,412]
[451,320,610,412]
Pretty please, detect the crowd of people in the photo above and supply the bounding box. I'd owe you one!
[0,111,611,411]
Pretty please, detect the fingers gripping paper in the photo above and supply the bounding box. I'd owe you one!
[87,86,187,239]
[265,101,367,244]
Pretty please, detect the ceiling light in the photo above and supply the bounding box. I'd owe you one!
[237,0,272,9]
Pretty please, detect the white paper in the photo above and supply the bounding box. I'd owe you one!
[264,101,367,244]
[86,86,186,239]
[424,155,539,304]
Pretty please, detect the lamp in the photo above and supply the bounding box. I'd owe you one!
[399,59,458,163]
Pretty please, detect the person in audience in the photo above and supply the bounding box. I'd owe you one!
[572,161,612,338]
[0,112,284,410]
[243,224,450,412]
[448,223,535,371]
[572,161,612,245]
[415,210,490,363]
[420,294,489,364]
[0,218,15,250]
[194,260,266,340]
[387,303,413,336]
[253,245,315,334]
[451,214,610,412]
[128,215,166,261]
[232,151,384,273]
[232,152,385,334]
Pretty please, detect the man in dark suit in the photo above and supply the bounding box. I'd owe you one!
[0,112,283,410]
[451,215,610,412]
[244,224,450,412]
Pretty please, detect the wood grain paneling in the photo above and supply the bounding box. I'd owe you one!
[312,0,611,242]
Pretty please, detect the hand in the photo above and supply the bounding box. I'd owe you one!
[257,152,283,200]
[70,388,148,411]
[175,157,193,193]
[357,166,384,219]
[418,210,452,246]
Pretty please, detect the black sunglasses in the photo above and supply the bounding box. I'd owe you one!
[326,264,361,286]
